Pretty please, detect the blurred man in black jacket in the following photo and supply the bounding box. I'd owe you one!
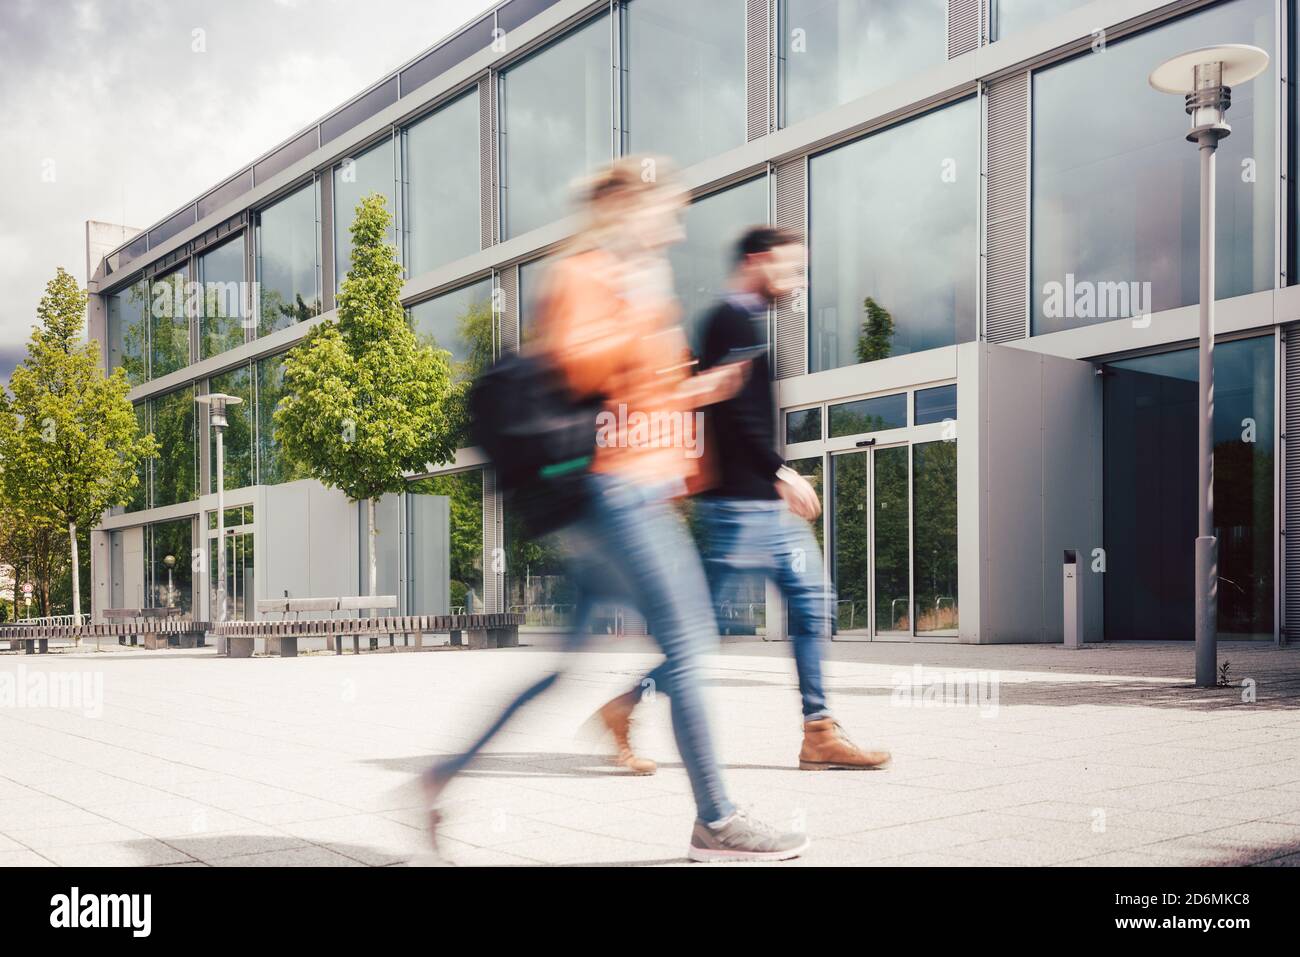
[594,227,891,773]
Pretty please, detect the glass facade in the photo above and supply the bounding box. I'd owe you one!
[505,508,577,629]
[1032,0,1275,334]
[915,385,957,426]
[146,519,193,613]
[518,255,557,343]
[404,91,481,277]
[809,99,979,373]
[779,0,946,127]
[408,471,485,615]
[149,268,190,379]
[150,386,196,508]
[622,0,746,168]
[409,279,494,376]
[335,138,398,290]
[500,13,611,238]
[208,365,254,493]
[197,236,246,360]
[913,440,958,635]
[1104,336,1274,641]
[667,177,769,353]
[828,393,908,439]
[786,408,821,445]
[992,0,1091,40]
[255,352,306,486]
[257,180,321,336]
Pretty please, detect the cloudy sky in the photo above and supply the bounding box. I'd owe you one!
[0,0,497,381]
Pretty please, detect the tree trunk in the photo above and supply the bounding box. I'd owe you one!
[367,497,378,598]
[68,521,81,624]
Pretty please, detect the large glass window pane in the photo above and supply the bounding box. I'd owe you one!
[519,254,560,343]
[404,91,481,276]
[992,0,1089,41]
[506,509,577,629]
[257,181,321,336]
[1032,0,1274,335]
[500,14,611,238]
[831,451,869,634]
[828,393,907,438]
[622,0,746,168]
[779,0,946,127]
[873,445,910,634]
[208,365,254,493]
[151,386,196,507]
[408,279,494,377]
[197,236,246,360]
[667,177,769,353]
[149,268,189,379]
[809,99,979,373]
[913,440,958,635]
[408,471,484,615]
[128,403,150,513]
[1103,336,1274,640]
[147,519,193,613]
[107,280,150,386]
[255,352,308,486]
[787,455,824,550]
[335,138,397,291]
[915,384,957,426]
[786,408,821,444]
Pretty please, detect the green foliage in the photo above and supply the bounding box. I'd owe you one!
[0,267,159,535]
[274,194,458,504]
[856,296,895,364]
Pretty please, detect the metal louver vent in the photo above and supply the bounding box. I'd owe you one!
[746,0,772,141]
[479,75,497,250]
[984,71,1030,344]
[483,468,503,614]
[496,265,519,355]
[948,0,984,59]
[772,157,807,380]
[1285,329,1300,642]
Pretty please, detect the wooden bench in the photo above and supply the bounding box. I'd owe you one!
[100,607,205,649]
[214,611,524,658]
[1,616,210,653]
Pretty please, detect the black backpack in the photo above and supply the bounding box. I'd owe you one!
[468,350,601,536]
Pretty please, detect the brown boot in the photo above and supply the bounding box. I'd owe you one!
[595,693,657,775]
[799,718,891,770]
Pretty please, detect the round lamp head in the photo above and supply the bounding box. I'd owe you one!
[1149,44,1269,143]
[196,392,243,430]
[163,554,176,569]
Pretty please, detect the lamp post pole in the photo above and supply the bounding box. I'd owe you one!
[1150,45,1269,687]
[197,393,243,644]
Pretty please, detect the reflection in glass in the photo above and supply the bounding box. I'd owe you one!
[1032,0,1274,334]
[1103,336,1274,640]
[150,387,196,507]
[828,393,907,438]
[779,0,946,127]
[809,99,979,372]
[198,237,247,360]
[208,365,254,493]
[506,507,576,629]
[409,279,494,376]
[913,440,958,635]
[107,280,151,386]
[404,91,481,276]
[149,269,190,379]
[147,519,193,613]
[873,445,910,634]
[915,384,957,426]
[622,0,746,168]
[831,451,869,634]
[667,177,769,353]
[788,455,824,550]
[335,139,397,291]
[257,181,321,336]
[256,352,309,486]
[408,471,484,615]
[786,408,821,445]
[500,14,611,238]
[992,0,1090,40]
[128,403,150,512]
[208,522,254,622]
[518,256,557,343]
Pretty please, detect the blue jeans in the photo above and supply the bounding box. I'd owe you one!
[643,498,835,720]
[432,473,735,825]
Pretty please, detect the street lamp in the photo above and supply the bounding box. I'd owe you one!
[162,553,176,608]
[196,392,243,637]
[1149,44,1269,687]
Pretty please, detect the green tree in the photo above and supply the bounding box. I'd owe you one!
[0,267,157,622]
[856,296,895,364]
[274,194,458,596]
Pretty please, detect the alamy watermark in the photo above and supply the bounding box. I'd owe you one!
[595,404,706,459]
[0,664,103,718]
[890,664,999,718]
[1042,273,1154,328]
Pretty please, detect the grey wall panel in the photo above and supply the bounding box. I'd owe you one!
[1286,326,1300,641]
[745,0,772,141]
[122,525,146,612]
[772,157,807,379]
[259,479,357,617]
[984,71,1029,344]
[948,0,984,59]
[497,265,520,354]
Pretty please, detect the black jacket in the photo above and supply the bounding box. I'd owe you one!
[698,298,784,500]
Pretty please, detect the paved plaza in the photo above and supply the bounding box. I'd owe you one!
[1,636,1299,867]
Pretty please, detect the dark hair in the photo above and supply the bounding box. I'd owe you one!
[734,226,799,265]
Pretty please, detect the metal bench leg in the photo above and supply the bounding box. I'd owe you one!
[334,635,344,656]
[23,639,35,655]
[450,629,462,647]
[38,638,49,655]
[280,636,298,658]
[352,635,360,655]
